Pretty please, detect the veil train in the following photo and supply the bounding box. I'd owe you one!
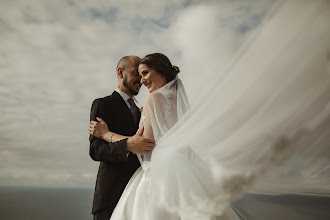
[143,0,330,219]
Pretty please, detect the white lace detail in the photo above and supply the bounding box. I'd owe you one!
[138,114,146,128]
[163,92,171,122]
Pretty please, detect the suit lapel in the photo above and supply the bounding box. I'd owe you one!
[112,91,138,129]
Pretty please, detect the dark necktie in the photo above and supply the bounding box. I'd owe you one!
[128,98,139,125]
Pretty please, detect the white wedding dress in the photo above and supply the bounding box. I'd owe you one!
[111,1,330,219]
[111,78,240,220]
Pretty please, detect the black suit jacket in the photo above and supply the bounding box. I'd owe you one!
[89,91,141,214]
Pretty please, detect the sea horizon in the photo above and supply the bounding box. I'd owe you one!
[0,186,329,220]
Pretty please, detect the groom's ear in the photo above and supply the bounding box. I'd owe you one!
[117,67,124,79]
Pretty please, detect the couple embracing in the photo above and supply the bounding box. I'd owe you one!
[88,53,238,220]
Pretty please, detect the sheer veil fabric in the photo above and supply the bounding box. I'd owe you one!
[136,0,329,219]
[137,76,189,167]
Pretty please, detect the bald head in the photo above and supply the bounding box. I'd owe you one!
[116,55,142,97]
[116,56,141,72]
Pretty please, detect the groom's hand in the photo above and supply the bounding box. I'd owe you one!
[89,117,110,140]
[126,126,155,155]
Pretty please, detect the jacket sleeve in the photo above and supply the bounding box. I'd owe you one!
[89,98,129,163]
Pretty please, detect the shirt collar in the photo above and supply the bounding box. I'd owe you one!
[115,89,138,103]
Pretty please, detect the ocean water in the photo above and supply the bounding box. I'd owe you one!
[0,187,329,220]
[0,187,94,220]
[233,193,330,220]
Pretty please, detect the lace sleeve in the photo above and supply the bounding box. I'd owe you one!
[142,90,178,142]
[137,89,179,170]
[140,112,154,139]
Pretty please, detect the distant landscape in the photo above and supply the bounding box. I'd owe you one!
[0,187,329,220]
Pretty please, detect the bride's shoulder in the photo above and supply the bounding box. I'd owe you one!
[145,90,168,107]
[146,90,165,101]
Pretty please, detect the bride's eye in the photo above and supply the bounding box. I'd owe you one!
[142,70,148,76]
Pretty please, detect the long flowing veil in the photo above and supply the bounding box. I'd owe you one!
[142,0,330,219]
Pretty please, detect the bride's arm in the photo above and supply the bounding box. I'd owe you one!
[140,109,154,139]
[89,117,155,154]
[140,91,174,141]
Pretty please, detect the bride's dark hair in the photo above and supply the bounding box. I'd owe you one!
[140,53,180,82]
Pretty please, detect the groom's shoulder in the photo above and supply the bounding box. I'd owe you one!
[91,92,116,107]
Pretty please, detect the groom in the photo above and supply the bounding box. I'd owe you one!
[89,55,155,220]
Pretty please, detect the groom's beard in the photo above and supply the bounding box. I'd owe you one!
[123,76,139,96]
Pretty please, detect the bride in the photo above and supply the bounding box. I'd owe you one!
[90,1,330,219]
[90,52,240,220]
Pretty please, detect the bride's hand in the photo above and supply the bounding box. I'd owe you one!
[88,117,111,141]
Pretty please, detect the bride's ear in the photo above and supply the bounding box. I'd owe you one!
[117,67,124,78]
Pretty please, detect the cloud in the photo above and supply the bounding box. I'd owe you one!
[0,0,273,187]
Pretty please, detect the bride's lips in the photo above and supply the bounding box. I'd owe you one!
[144,82,151,89]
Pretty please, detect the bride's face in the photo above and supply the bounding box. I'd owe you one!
[138,64,167,93]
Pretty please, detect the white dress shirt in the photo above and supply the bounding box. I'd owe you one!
[115,89,138,109]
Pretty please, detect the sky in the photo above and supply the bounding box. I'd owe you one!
[0,0,275,188]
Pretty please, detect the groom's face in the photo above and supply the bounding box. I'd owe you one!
[123,62,142,96]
